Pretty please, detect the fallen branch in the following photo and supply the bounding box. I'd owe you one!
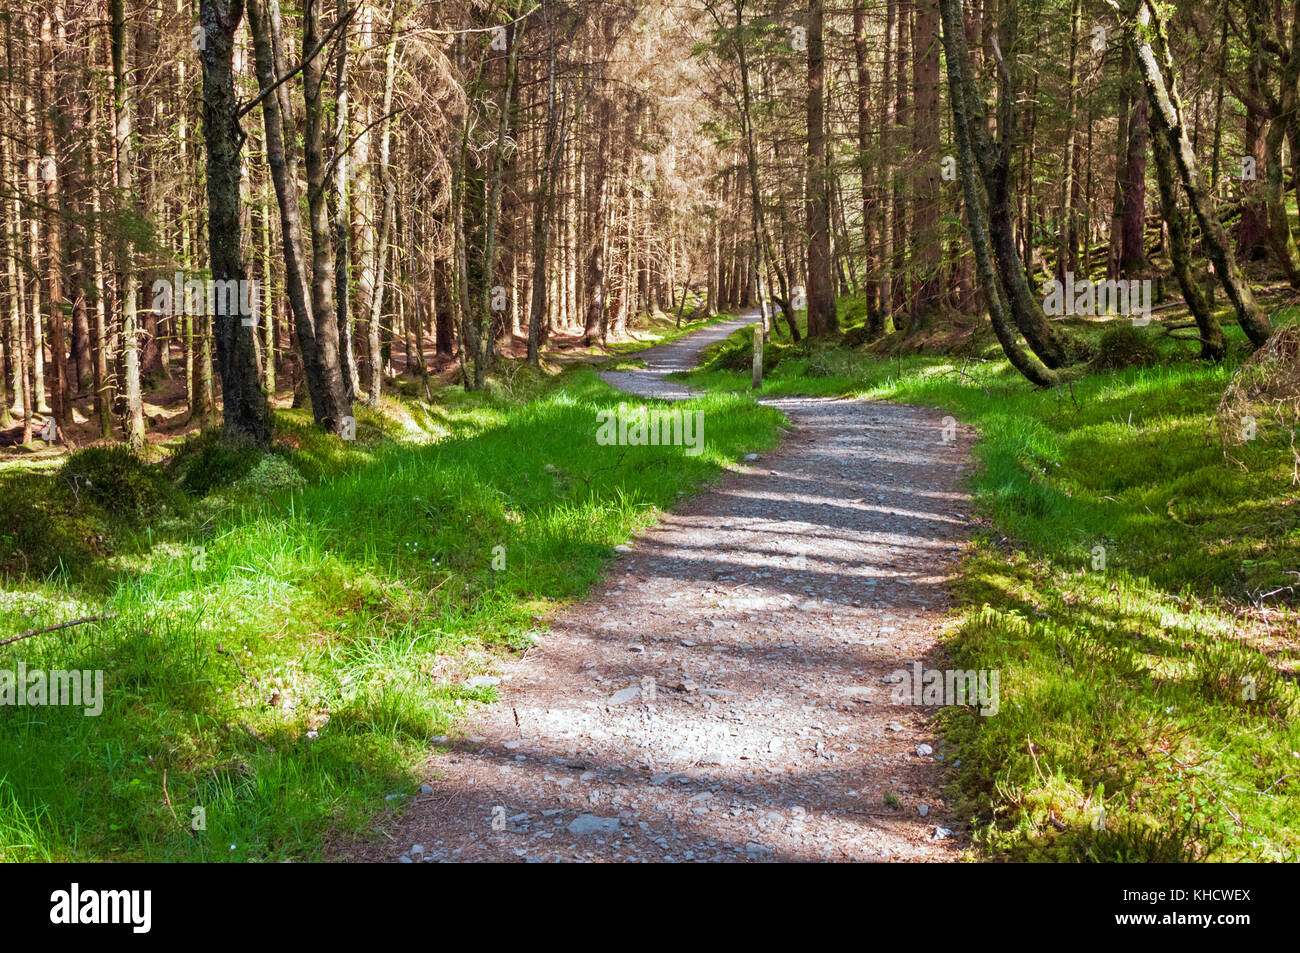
[0,613,117,648]
[161,768,181,830]
[954,358,991,397]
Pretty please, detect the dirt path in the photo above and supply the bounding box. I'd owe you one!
[347,311,976,863]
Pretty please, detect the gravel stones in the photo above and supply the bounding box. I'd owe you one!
[568,814,620,835]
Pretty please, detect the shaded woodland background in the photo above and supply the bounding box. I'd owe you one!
[0,0,1296,451]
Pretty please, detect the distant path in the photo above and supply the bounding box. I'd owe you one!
[595,311,762,400]
[343,310,975,863]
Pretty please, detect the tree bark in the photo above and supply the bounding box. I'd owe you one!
[1116,0,1272,347]
[199,0,271,445]
[1150,108,1224,361]
[110,0,144,446]
[805,0,837,336]
[939,0,1058,386]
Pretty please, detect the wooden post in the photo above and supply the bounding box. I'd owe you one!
[752,323,763,390]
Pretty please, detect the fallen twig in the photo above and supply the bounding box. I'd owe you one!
[161,768,181,829]
[216,642,256,686]
[0,613,117,648]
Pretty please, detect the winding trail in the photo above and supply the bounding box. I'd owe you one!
[594,312,762,399]
[350,311,976,863]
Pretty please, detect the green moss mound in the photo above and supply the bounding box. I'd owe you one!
[1092,325,1161,370]
[63,445,180,525]
[167,429,266,497]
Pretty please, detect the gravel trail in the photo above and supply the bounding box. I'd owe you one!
[595,312,761,399]
[348,310,976,863]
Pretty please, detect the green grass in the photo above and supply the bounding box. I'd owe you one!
[684,297,1300,861]
[0,366,782,861]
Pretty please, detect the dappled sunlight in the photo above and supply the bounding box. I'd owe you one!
[341,393,977,862]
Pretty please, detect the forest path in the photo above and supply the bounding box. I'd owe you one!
[349,311,976,863]
[593,311,761,399]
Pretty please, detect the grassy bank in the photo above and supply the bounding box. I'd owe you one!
[0,366,782,860]
[685,302,1300,861]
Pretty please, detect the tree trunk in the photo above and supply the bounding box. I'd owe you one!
[1056,0,1081,281]
[247,0,350,431]
[939,0,1058,386]
[880,0,896,325]
[1118,0,1272,347]
[1255,0,1300,286]
[86,32,112,438]
[975,0,1073,368]
[910,0,942,321]
[582,25,615,344]
[332,0,357,400]
[805,0,837,336]
[1150,108,1224,361]
[891,0,909,321]
[1121,92,1148,275]
[39,11,67,427]
[527,24,562,365]
[199,0,271,446]
[1238,71,1269,260]
[365,12,400,402]
[351,3,376,399]
[110,0,144,446]
[854,0,882,335]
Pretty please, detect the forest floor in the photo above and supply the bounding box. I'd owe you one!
[341,310,975,862]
